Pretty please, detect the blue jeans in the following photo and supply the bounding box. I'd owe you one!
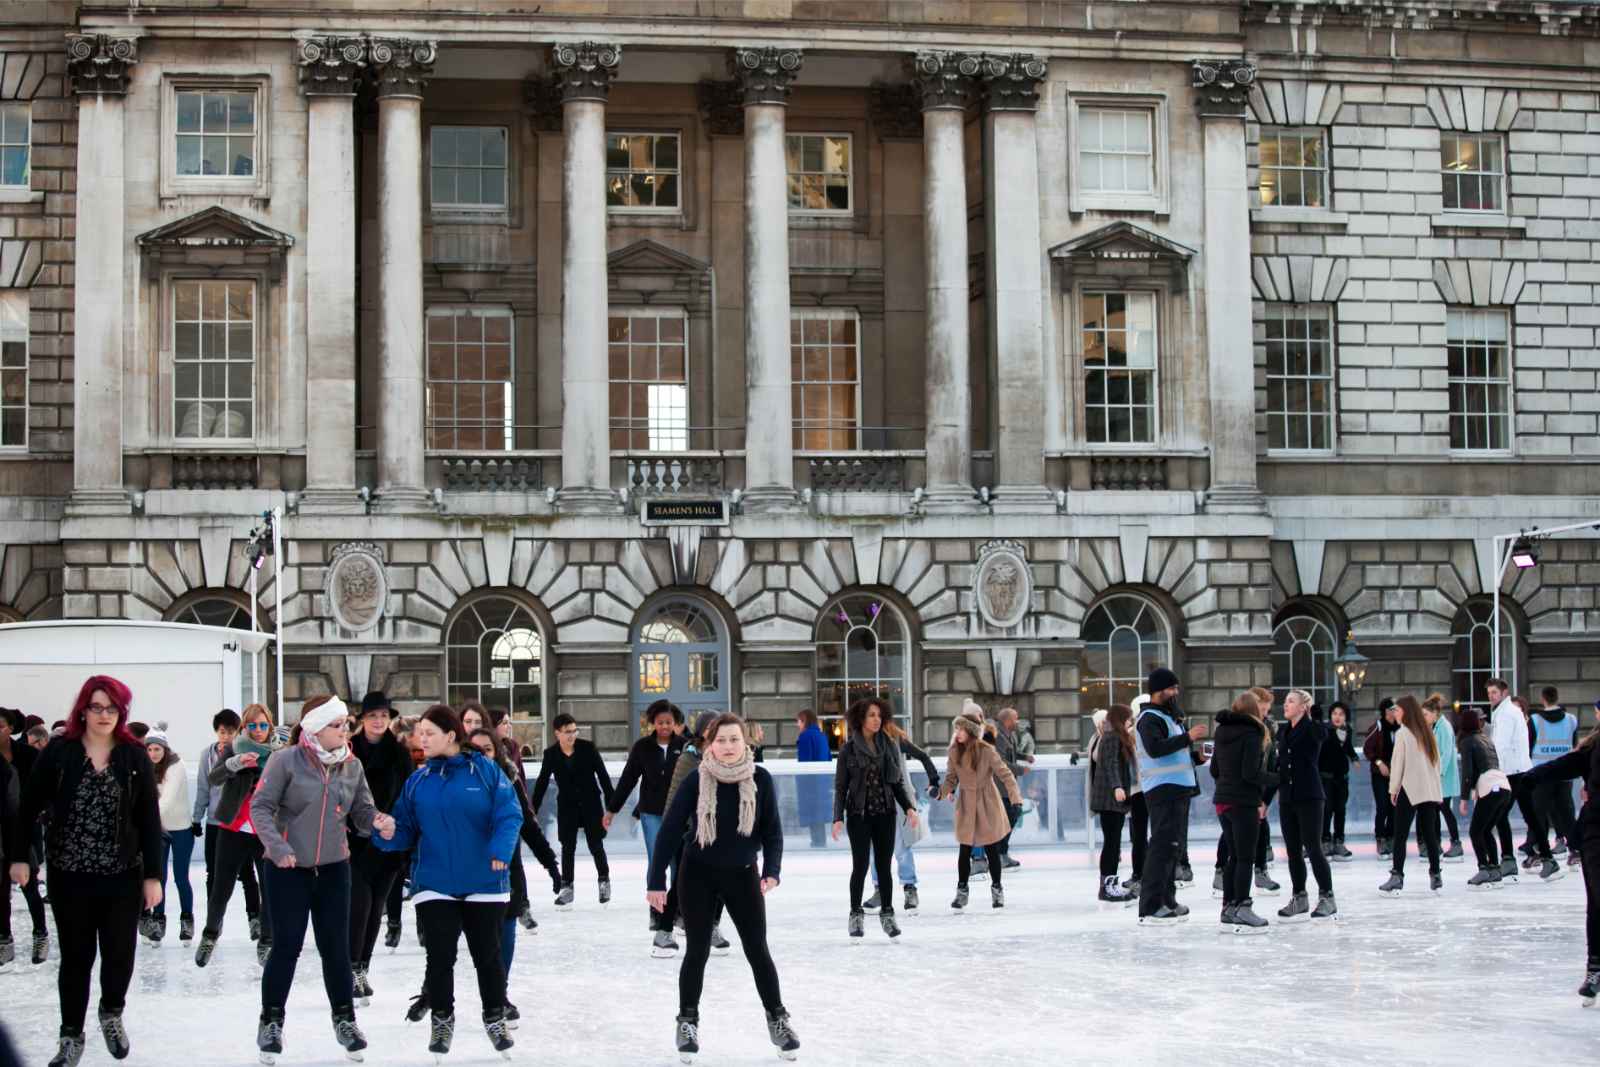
[871,817,918,888]
[157,830,196,916]
[640,813,663,868]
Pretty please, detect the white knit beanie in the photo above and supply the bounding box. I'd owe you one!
[961,698,985,720]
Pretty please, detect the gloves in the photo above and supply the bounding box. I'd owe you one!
[190,822,203,839]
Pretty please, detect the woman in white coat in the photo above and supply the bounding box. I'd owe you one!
[142,729,197,945]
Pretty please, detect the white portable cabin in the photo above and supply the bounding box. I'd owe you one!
[0,620,275,760]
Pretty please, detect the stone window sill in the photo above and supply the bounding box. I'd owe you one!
[0,187,43,204]
[1431,214,1525,235]
[430,209,509,226]
[1251,207,1348,227]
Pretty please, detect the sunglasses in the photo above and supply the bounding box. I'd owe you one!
[245,722,272,731]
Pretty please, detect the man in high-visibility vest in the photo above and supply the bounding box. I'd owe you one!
[1134,668,1208,925]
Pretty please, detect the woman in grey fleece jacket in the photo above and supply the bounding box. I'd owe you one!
[248,695,377,1064]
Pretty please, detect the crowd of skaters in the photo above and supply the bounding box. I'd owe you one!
[1,667,1597,1067]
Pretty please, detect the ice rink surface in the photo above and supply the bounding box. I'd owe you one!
[4,843,1594,1067]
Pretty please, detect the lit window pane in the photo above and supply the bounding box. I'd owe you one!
[606,132,681,212]
[609,311,691,453]
[785,133,852,212]
[425,309,515,451]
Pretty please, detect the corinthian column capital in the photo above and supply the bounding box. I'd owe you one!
[1192,58,1257,118]
[295,36,367,97]
[729,47,804,107]
[66,34,138,96]
[979,52,1047,113]
[552,41,622,103]
[911,51,982,112]
[368,37,437,100]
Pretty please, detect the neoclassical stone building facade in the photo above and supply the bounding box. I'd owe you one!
[0,1,1596,751]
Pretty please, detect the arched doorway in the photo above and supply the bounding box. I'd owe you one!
[630,596,730,726]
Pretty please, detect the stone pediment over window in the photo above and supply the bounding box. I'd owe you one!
[608,238,711,310]
[1049,221,1196,265]
[136,206,294,278]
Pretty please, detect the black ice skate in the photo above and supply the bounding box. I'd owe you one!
[517,904,536,931]
[503,1002,521,1030]
[98,1010,130,1060]
[332,1006,367,1062]
[598,878,612,905]
[1211,868,1225,897]
[1579,962,1600,1007]
[32,931,49,964]
[951,884,969,911]
[991,884,1005,909]
[1429,871,1443,893]
[179,914,194,943]
[1139,905,1182,927]
[1277,891,1310,924]
[879,906,902,938]
[483,1011,514,1058]
[652,929,680,957]
[1331,838,1354,862]
[676,1012,700,1063]
[710,924,731,956]
[1498,857,1520,883]
[257,937,272,966]
[406,990,431,1024]
[902,885,919,913]
[1378,871,1404,896]
[385,919,402,951]
[1099,875,1136,906]
[194,932,218,967]
[1538,858,1565,883]
[248,914,262,941]
[48,1030,85,1067]
[766,1008,800,1061]
[352,963,374,1006]
[861,889,881,913]
[554,883,575,910]
[428,1012,455,1062]
[1441,841,1465,863]
[1175,863,1195,887]
[848,909,865,940]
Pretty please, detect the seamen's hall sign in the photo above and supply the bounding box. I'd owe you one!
[641,499,729,526]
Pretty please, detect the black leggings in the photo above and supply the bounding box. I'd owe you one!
[1391,792,1441,876]
[50,874,141,1033]
[1439,797,1461,844]
[1468,791,1514,868]
[204,829,272,941]
[347,840,405,966]
[1279,799,1332,896]
[1510,773,1551,859]
[204,822,260,917]
[1218,805,1259,906]
[1323,776,1349,840]
[386,854,408,924]
[846,811,898,911]
[1097,811,1125,879]
[1371,773,1393,839]
[1215,814,1270,870]
[1582,831,1600,965]
[1532,779,1577,852]
[677,860,782,1017]
[415,899,506,1020]
[261,862,352,1013]
[1129,792,1148,878]
[957,843,1003,888]
[0,860,46,939]
[558,814,610,883]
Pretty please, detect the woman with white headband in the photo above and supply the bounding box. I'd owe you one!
[248,694,378,1065]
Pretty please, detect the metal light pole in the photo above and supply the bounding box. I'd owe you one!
[271,505,284,727]
[1490,519,1600,681]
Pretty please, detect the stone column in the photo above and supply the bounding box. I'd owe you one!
[980,53,1054,512]
[552,42,623,513]
[1193,59,1264,514]
[732,47,803,513]
[296,37,364,511]
[913,52,981,512]
[369,38,435,512]
[66,35,138,514]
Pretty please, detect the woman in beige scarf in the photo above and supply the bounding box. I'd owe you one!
[646,713,798,1062]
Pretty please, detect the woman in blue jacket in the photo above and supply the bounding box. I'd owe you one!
[794,710,832,848]
[373,706,522,1061]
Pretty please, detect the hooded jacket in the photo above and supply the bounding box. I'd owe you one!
[937,740,1021,847]
[22,737,164,881]
[374,750,524,901]
[250,743,377,868]
[1209,712,1279,807]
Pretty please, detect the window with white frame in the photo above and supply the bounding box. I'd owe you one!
[1452,599,1518,715]
[606,132,680,211]
[1079,108,1154,196]
[426,307,514,451]
[1271,613,1337,710]
[0,103,28,188]
[791,309,859,451]
[430,126,508,211]
[785,133,851,213]
[0,290,26,447]
[609,308,688,451]
[1082,593,1171,710]
[1440,134,1505,214]
[814,592,911,744]
[1258,127,1327,209]
[1082,291,1157,445]
[175,89,257,178]
[1446,307,1511,451]
[1264,303,1334,451]
[173,280,254,440]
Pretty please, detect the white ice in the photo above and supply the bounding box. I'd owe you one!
[3,844,1594,1067]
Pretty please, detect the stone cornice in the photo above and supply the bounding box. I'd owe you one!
[295,36,367,97]
[552,41,621,103]
[1243,1,1600,35]
[978,52,1047,113]
[729,47,803,107]
[66,34,137,96]
[368,37,437,99]
[1192,57,1257,117]
[911,50,982,112]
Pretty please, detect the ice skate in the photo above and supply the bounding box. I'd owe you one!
[1378,871,1404,897]
[902,885,919,913]
[1121,877,1142,897]
[1211,868,1225,898]
[861,889,882,913]
[1498,857,1520,884]
[1140,905,1182,926]
[1376,837,1391,859]
[1099,875,1136,907]
[554,883,575,910]
[968,855,988,882]
[1310,892,1339,920]
[1277,891,1309,924]
[1228,900,1269,935]
[879,907,902,938]
[1001,853,1020,870]
[652,929,680,957]
[194,932,218,967]
[598,878,612,905]
[48,1030,85,1067]
[1441,841,1465,863]
[153,913,168,943]
[483,1011,514,1058]
[385,919,402,951]
[98,1010,130,1061]
[503,1003,520,1030]
[990,884,1005,909]
[951,885,969,911]
[32,932,49,964]
[1429,870,1443,893]
[138,913,158,946]
[1217,903,1237,932]
[1253,866,1281,896]
[179,914,194,943]
[1538,858,1565,883]
[332,1007,367,1062]
[1579,962,1600,1007]
[352,963,373,1006]
[428,1012,455,1062]
[1467,866,1502,891]
[1175,863,1195,888]
[1521,852,1541,870]
[1332,838,1354,862]
[675,1012,700,1063]
[848,908,865,940]
[405,991,431,1024]
[1171,902,1190,920]
[517,905,536,931]
[766,1008,800,1061]
[710,924,731,956]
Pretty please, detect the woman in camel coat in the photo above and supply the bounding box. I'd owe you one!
[938,713,1022,910]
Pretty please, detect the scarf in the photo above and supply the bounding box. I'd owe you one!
[234,734,276,760]
[298,696,351,766]
[302,731,349,766]
[695,750,757,848]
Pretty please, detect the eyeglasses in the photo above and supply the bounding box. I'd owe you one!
[86,706,119,717]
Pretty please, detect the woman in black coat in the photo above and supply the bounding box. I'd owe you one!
[531,713,615,908]
[1319,701,1358,858]
[1275,689,1336,921]
[1522,724,1600,1002]
[1209,692,1278,933]
[13,677,162,1067]
[830,699,919,940]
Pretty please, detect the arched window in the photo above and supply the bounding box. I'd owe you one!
[1082,593,1171,709]
[1452,599,1518,713]
[1271,614,1336,709]
[446,595,544,722]
[631,597,729,723]
[815,593,911,746]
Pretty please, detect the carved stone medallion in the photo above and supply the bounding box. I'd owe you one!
[326,542,388,633]
[974,539,1031,630]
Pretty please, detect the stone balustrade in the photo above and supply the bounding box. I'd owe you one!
[808,454,907,492]
[172,455,259,490]
[626,455,724,495]
[441,455,544,493]
[1090,455,1170,491]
